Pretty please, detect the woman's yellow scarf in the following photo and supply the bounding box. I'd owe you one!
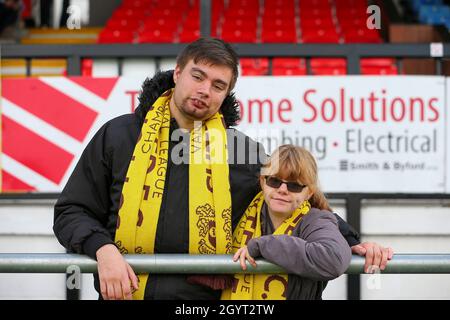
[221,191,311,300]
[114,89,232,299]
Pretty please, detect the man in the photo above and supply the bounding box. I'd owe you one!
[53,38,393,300]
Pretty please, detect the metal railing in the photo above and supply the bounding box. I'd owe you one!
[1,253,450,274]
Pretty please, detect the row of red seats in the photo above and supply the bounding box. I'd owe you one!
[219,28,381,44]
[79,57,398,76]
[240,58,398,75]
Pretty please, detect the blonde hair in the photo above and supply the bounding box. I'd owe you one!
[262,145,331,211]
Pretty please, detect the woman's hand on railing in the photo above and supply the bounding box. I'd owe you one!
[351,242,394,273]
[233,245,257,271]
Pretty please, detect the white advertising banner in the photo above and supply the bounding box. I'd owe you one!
[234,76,446,193]
[1,76,447,193]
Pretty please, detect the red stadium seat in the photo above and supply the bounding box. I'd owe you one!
[342,28,382,43]
[273,67,307,75]
[339,18,368,28]
[152,0,190,9]
[228,0,259,8]
[273,57,305,67]
[301,29,340,43]
[301,17,335,28]
[226,7,259,16]
[310,58,347,75]
[179,29,200,43]
[272,58,306,75]
[97,30,135,43]
[263,8,295,18]
[300,0,330,5]
[112,8,149,20]
[222,18,258,30]
[361,58,396,67]
[121,0,152,8]
[261,29,297,43]
[81,59,93,76]
[142,18,178,30]
[311,67,347,75]
[184,18,199,30]
[106,19,141,30]
[360,58,398,75]
[299,0,330,10]
[137,29,176,43]
[310,58,346,68]
[240,58,269,68]
[299,9,332,20]
[265,0,295,7]
[335,0,367,7]
[240,58,269,76]
[151,8,184,20]
[222,29,257,43]
[263,18,296,29]
[361,66,399,75]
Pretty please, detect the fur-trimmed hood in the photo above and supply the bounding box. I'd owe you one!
[135,70,240,127]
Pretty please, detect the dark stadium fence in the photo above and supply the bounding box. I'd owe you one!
[2,43,450,75]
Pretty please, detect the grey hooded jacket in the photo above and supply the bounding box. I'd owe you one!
[247,205,352,299]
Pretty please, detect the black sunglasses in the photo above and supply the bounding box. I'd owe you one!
[264,176,307,193]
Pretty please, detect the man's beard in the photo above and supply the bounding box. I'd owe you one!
[179,98,210,121]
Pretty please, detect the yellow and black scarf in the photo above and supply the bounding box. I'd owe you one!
[221,192,311,300]
[114,89,232,299]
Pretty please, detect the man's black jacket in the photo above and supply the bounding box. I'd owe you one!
[53,70,360,299]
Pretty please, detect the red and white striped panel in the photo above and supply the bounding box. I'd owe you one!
[1,77,120,192]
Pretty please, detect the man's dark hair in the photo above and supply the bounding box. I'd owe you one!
[176,37,239,92]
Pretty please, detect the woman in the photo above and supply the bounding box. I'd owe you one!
[221,144,352,300]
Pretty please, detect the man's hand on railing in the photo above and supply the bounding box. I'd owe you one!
[351,242,394,273]
[96,244,139,300]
